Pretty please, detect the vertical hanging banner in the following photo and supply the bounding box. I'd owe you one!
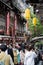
[15,15,18,30]
[6,12,10,35]
[14,15,18,35]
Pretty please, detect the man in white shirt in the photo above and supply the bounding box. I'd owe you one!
[24,44,37,65]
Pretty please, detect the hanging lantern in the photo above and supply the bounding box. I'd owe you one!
[24,8,30,20]
[25,8,30,14]
[33,17,37,26]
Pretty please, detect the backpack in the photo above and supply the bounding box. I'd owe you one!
[0,55,6,65]
[13,50,18,64]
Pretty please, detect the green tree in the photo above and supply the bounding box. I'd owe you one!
[28,15,43,37]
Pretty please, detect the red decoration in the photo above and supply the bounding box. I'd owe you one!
[6,12,10,35]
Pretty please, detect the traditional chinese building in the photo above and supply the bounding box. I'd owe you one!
[0,0,28,43]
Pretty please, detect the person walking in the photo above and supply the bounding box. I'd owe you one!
[20,43,25,65]
[12,43,20,65]
[5,44,14,62]
[24,44,37,65]
[0,44,14,65]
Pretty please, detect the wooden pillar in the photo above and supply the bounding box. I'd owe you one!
[26,21,28,31]
[11,27,13,44]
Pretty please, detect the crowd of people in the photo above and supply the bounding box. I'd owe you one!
[0,42,43,65]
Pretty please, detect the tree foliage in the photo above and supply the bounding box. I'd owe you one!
[28,14,43,37]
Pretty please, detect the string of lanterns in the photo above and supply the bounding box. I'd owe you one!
[24,8,37,26]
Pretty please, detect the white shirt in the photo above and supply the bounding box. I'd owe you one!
[24,50,37,65]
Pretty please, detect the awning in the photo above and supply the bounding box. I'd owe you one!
[30,36,43,43]
[12,0,30,13]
